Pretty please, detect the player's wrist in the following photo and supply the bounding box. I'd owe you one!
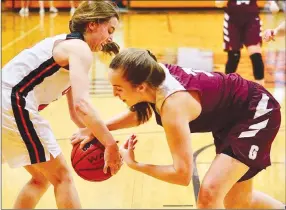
[128,160,138,169]
[273,28,278,36]
[105,140,119,150]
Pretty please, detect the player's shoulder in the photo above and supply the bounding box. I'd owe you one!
[55,37,91,57]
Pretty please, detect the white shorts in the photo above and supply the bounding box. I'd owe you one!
[2,88,61,168]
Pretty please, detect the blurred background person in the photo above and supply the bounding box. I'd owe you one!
[215,0,279,86]
[39,0,58,15]
[19,0,29,16]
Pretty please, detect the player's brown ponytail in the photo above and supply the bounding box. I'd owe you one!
[109,48,166,124]
[130,102,153,124]
[101,42,120,55]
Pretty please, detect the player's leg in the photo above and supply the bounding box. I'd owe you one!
[2,125,51,209]
[19,0,25,15]
[70,0,75,15]
[4,91,82,209]
[245,15,264,85]
[13,166,50,209]
[198,86,283,208]
[224,178,285,209]
[223,13,242,74]
[225,50,241,74]
[197,153,249,208]
[197,152,284,209]
[38,0,45,14]
[31,153,81,209]
[49,0,58,13]
[26,110,81,208]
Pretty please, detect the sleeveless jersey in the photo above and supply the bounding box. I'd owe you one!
[151,63,254,133]
[2,32,84,111]
[226,0,259,14]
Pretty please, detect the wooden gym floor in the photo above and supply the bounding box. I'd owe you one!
[2,10,285,209]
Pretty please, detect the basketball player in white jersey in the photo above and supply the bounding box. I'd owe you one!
[2,1,121,209]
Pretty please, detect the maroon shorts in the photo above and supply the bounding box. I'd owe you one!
[214,83,281,181]
[223,12,262,51]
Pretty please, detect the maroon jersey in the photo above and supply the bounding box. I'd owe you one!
[151,64,281,171]
[226,0,259,14]
[223,0,262,51]
[152,64,252,133]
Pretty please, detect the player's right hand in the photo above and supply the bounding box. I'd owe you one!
[263,29,275,42]
[103,142,122,176]
[70,127,94,148]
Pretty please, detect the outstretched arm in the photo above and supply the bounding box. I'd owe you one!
[263,21,286,42]
[106,110,140,131]
[120,91,201,186]
[274,21,286,37]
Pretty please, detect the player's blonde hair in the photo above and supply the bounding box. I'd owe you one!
[69,1,119,33]
[109,48,166,123]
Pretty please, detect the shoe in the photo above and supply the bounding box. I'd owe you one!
[24,8,29,15]
[39,8,45,15]
[19,8,25,16]
[70,7,75,15]
[49,7,58,13]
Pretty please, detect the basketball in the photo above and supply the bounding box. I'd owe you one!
[71,138,112,182]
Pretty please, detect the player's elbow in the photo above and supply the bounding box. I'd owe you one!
[176,166,192,186]
[74,98,90,116]
[69,112,77,122]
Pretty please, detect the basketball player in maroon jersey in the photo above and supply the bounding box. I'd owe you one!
[72,48,285,209]
[215,0,279,86]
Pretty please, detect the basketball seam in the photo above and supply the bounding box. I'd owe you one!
[72,148,100,168]
[78,166,105,171]
[75,168,110,182]
[71,143,80,163]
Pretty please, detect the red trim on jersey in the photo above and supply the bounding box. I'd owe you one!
[15,62,57,163]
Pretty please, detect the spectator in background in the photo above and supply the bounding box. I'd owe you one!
[70,0,76,15]
[39,0,58,15]
[19,0,29,16]
[215,0,279,86]
[263,21,286,42]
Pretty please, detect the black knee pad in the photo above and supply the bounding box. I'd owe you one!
[225,51,241,74]
[250,53,264,80]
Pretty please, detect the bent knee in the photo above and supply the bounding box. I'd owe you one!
[29,176,50,189]
[49,167,74,186]
[247,44,261,55]
[197,183,222,207]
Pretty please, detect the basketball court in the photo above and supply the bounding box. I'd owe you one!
[2,4,285,209]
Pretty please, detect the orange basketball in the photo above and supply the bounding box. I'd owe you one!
[71,138,112,182]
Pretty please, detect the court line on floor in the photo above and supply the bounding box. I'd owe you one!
[2,24,41,51]
[191,144,286,205]
[192,143,214,203]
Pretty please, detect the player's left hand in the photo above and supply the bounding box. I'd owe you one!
[70,127,94,147]
[263,29,275,42]
[120,134,138,167]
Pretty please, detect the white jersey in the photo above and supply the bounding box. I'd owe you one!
[2,32,83,111]
[2,32,85,167]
